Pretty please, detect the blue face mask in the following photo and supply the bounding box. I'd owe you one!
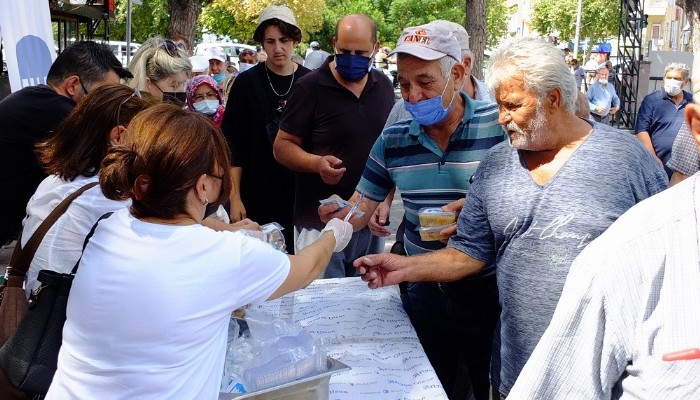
[334,48,375,82]
[403,76,457,126]
[212,71,226,84]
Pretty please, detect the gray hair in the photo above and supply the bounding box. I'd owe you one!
[128,37,192,91]
[664,63,690,80]
[438,55,459,79]
[486,37,577,115]
[462,48,473,62]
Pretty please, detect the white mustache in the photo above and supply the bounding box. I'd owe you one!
[506,121,525,134]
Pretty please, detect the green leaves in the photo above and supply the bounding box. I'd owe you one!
[532,0,619,44]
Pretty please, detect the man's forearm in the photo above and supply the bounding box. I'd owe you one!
[403,247,486,283]
[273,132,321,173]
[230,166,242,201]
[670,171,688,186]
[635,131,657,156]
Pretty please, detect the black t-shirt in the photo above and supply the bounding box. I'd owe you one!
[221,62,311,248]
[0,85,75,243]
[279,57,395,228]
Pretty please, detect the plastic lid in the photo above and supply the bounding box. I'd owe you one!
[418,207,457,227]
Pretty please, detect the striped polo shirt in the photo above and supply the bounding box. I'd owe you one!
[357,93,505,262]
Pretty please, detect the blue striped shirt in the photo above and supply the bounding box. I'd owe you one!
[357,93,506,265]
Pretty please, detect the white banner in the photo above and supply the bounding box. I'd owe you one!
[0,0,56,92]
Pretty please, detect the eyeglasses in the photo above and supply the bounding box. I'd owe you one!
[175,42,188,52]
[192,91,218,102]
[208,173,224,180]
[115,89,142,127]
[77,76,89,95]
[163,40,182,57]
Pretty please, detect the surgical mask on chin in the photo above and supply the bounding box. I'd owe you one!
[238,63,254,73]
[664,79,682,96]
[212,71,227,84]
[403,77,458,126]
[334,48,374,82]
[163,91,187,106]
[193,99,219,115]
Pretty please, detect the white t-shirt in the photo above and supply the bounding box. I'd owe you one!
[22,175,129,297]
[46,208,291,400]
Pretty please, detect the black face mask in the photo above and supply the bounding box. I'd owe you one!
[162,91,187,106]
[204,203,219,219]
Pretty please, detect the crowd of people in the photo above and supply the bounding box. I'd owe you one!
[0,4,698,399]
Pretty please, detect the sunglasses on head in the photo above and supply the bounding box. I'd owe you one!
[163,40,183,57]
[116,89,142,127]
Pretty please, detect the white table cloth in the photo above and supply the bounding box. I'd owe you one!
[253,277,448,400]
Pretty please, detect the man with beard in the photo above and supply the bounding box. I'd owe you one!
[354,37,668,398]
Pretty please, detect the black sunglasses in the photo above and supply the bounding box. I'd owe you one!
[162,40,182,57]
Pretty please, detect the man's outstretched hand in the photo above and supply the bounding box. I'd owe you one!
[354,253,408,289]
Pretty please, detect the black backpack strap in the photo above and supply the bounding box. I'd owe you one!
[70,212,114,275]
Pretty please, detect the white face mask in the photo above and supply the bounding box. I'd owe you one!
[664,79,683,96]
[193,99,219,115]
[239,62,254,73]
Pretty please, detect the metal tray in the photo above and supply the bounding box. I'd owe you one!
[218,357,350,400]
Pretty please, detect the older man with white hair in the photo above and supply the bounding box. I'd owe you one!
[354,37,668,398]
[509,91,700,400]
[635,62,693,178]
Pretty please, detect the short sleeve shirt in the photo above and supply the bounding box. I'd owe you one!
[279,57,395,228]
[447,127,668,394]
[357,94,505,259]
[635,89,693,175]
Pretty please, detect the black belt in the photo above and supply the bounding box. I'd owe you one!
[401,274,496,297]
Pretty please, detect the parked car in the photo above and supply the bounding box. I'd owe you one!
[195,42,256,69]
[109,41,141,67]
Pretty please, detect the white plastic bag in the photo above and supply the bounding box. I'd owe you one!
[221,309,327,393]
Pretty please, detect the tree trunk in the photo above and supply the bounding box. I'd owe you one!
[465,0,487,80]
[168,0,201,50]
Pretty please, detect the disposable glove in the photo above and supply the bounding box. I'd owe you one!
[321,218,353,252]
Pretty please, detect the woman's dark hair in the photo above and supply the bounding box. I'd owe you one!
[36,84,155,181]
[47,41,132,87]
[100,104,232,219]
[254,19,302,43]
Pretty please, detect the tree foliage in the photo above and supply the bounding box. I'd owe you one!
[199,0,510,52]
[199,0,325,44]
[385,0,508,48]
[111,0,170,42]
[677,0,700,54]
[531,0,619,43]
[108,0,511,63]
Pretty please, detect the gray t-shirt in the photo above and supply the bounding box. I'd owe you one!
[448,127,668,395]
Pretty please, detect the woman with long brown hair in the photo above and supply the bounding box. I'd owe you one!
[22,84,156,298]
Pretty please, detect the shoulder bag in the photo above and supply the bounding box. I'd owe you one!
[0,181,98,397]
